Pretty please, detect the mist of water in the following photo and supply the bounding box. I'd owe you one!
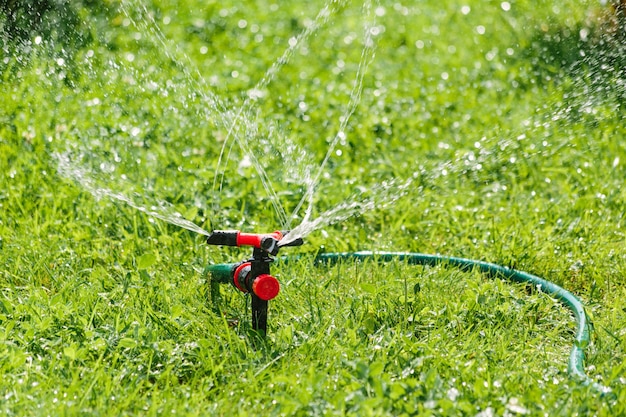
[279,177,413,246]
[117,0,358,230]
[288,0,378,227]
[55,0,394,242]
[55,151,211,236]
[212,0,352,228]
[51,1,625,247]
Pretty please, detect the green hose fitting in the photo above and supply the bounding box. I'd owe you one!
[205,262,237,284]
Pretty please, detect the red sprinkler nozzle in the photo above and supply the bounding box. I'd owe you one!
[232,262,280,300]
[252,274,280,301]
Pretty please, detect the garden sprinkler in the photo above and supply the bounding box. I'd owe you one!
[204,237,612,395]
[205,230,303,335]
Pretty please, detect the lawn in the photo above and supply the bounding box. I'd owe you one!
[1,0,625,415]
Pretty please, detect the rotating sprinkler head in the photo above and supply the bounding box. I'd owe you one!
[206,230,303,256]
[205,230,303,334]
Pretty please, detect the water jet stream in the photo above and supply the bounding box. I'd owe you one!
[55,152,211,236]
[79,0,386,240]
[289,0,378,227]
[115,0,375,232]
[212,0,352,228]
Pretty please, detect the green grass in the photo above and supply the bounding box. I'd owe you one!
[1,0,626,415]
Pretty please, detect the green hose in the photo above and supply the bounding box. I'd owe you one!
[207,251,612,395]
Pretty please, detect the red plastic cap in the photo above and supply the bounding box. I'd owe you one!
[236,231,284,249]
[252,274,280,300]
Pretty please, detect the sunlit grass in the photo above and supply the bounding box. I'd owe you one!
[1,0,625,415]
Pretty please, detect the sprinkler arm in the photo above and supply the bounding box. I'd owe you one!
[206,230,303,256]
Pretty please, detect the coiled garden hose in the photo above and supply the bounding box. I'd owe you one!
[207,250,612,396]
[310,251,611,396]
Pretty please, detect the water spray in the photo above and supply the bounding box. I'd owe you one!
[205,231,612,395]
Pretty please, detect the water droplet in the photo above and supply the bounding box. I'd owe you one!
[239,155,252,170]
[570,260,584,271]
[369,26,382,37]
[579,28,589,42]
[501,2,511,11]
[476,407,495,417]
[505,397,529,415]
[461,5,471,15]
[447,387,460,401]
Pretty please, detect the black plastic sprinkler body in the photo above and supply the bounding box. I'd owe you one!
[205,245,612,396]
[205,230,303,334]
